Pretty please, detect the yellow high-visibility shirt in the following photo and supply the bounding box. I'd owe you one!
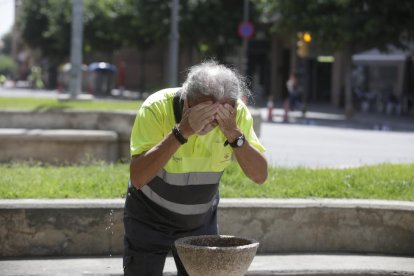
[130,87,265,174]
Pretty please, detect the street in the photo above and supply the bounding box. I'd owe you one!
[261,122,414,168]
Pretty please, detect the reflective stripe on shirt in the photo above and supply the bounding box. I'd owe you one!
[140,185,218,215]
[156,169,223,186]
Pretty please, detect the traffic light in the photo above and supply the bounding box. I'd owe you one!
[297,32,312,58]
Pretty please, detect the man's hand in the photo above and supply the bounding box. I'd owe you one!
[216,103,241,142]
[178,101,218,138]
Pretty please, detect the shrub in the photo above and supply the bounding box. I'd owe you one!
[0,55,17,77]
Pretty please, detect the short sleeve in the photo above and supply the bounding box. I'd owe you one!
[130,106,164,157]
[236,101,266,153]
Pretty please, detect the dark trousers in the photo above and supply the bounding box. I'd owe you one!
[123,204,218,275]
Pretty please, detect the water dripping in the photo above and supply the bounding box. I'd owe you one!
[106,209,115,257]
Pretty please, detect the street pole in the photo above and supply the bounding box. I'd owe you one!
[69,0,84,99]
[241,0,249,76]
[12,0,21,64]
[168,0,179,87]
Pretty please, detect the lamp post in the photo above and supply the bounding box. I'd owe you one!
[241,0,249,76]
[167,0,179,87]
[69,0,84,99]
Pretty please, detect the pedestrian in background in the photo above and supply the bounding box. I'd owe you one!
[283,72,302,122]
[117,61,126,94]
[123,61,267,275]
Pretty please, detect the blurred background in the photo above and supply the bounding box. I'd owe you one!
[0,0,414,117]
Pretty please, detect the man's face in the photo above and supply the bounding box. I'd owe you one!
[188,95,236,135]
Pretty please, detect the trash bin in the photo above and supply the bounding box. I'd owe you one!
[88,62,117,96]
[57,63,89,92]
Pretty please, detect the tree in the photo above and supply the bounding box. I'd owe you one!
[19,0,72,61]
[83,0,134,58]
[18,0,72,88]
[18,0,138,88]
[0,56,17,77]
[0,32,16,78]
[180,0,246,59]
[1,32,13,56]
[17,0,254,88]
[19,0,137,58]
[124,0,247,59]
[254,0,414,116]
[122,0,170,50]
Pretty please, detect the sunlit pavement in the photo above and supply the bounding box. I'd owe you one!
[260,121,414,168]
[259,107,414,168]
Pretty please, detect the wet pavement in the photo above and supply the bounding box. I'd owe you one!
[2,254,414,275]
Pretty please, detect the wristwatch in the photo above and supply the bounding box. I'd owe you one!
[224,134,245,148]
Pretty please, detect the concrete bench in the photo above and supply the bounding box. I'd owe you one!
[0,110,135,160]
[0,128,118,164]
[0,199,413,257]
[0,109,262,162]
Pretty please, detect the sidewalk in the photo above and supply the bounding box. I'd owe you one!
[0,86,141,101]
[1,254,414,275]
[261,103,414,132]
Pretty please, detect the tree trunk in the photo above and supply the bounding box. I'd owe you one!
[331,51,344,107]
[331,49,354,117]
[343,47,354,118]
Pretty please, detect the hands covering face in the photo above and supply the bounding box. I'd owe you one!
[178,100,237,137]
[186,101,219,135]
[215,103,237,136]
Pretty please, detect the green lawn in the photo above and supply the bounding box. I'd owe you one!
[0,97,141,111]
[1,162,413,200]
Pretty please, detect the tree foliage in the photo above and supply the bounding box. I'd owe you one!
[1,32,13,56]
[254,0,414,53]
[121,0,247,55]
[18,0,130,60]
[0,56,17,76]
[124,0,170,50]
[18,0,248,61]
[180,0,245,56]
[83,0,134,53]
[18,0,71,61]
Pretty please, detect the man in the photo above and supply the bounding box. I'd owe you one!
[124,61,267,275]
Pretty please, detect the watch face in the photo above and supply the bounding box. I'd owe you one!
[237,138,244,147]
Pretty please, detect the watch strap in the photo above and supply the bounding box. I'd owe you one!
[224,133,245,148]
[172,126,188,144]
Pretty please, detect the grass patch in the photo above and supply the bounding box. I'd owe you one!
[0,162,413,200]
[0,162,129,198]
[221,163,414,200]
[0,97,141,111]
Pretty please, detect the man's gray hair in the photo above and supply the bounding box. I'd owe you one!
[181,61,250,101]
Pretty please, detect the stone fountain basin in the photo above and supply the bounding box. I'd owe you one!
[174,235,259,276]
